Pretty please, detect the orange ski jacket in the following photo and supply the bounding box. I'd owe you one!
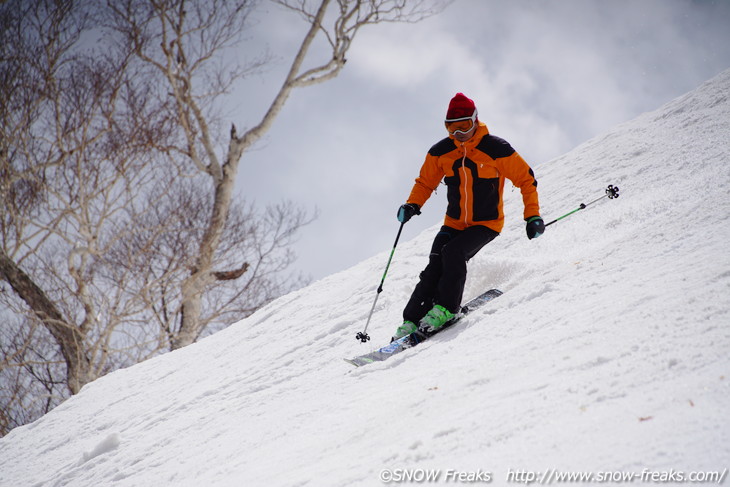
[407,122,540,233]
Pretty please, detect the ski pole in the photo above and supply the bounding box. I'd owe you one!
[356,221,405,343]
[545,184,620,227]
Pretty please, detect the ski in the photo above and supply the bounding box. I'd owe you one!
[345,289,503,367]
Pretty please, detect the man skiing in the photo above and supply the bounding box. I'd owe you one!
[393,93,544,341]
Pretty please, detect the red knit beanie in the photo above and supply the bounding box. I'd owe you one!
[445,93,477,121]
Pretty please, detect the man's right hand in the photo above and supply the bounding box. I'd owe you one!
[397,203,421,223]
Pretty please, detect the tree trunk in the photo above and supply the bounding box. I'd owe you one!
[172,158,239,350]
[0,250,92,394]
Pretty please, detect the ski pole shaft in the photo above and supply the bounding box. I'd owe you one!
[356,222,405,343]
[545,184,619,227]
[377,222,405,292]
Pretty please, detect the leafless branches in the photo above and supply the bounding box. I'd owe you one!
[0,0,441,436]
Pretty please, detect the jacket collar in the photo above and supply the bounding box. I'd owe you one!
[450,121,490,146]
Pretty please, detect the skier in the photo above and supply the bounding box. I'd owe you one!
[393,93,544,340]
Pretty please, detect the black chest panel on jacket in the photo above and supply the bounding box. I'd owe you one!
[429,137,457,157]
[475,134,515,159]
[429,133,512,224]
[443,157,500,223]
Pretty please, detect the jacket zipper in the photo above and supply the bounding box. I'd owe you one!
[460,144,468,225]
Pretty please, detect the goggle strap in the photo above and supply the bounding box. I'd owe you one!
[444,109,478,123]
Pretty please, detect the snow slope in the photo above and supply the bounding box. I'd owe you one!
[1,70,729,487]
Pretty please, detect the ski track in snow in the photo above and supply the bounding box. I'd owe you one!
[1,70,729,487]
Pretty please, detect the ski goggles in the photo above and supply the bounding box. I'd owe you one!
[445,110,478,136]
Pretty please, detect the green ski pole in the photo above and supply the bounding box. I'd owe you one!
[356,222,405,343]
[545,184,620,228]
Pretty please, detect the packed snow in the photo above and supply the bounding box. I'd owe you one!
[1,70,729,487]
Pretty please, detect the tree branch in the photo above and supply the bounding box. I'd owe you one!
[0,249,90,394]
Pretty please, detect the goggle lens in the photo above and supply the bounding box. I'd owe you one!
[445,119,474,135]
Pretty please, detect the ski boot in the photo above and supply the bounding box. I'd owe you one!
[391,321,417,342]
[418,305,455,334]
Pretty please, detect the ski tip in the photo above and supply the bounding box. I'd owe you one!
[343,358,360,367]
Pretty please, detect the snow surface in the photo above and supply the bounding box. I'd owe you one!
[1,70,729,487]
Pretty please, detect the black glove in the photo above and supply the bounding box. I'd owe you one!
[397,203,421,223]
[525,216,545,240]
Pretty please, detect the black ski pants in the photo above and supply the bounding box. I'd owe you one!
[403,224,499,323]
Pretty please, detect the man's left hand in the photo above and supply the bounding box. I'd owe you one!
[526,216,545,240]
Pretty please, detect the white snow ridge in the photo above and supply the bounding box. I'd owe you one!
[1,70,729,487]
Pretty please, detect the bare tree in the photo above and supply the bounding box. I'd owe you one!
[0,0,310,433]
[106,0,441,349]
[1,0,442,435]
[1,0,98,398]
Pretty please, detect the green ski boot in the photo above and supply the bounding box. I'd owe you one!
[391,321,417,342]
[418,305,455,333]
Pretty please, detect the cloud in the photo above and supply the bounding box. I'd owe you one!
[232,0,730,280]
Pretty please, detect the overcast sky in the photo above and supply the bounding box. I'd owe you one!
[226,0,730,283]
